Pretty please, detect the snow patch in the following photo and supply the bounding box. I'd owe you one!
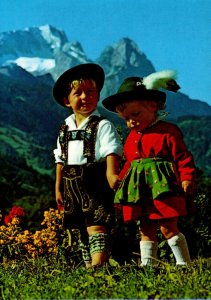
[39,25,62,49]
[15,57,55,73]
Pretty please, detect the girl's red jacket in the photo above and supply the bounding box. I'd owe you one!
[119,120,196,183]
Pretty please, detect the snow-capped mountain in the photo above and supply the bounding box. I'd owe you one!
[0,25,88,78]
[0,25,157,82]
[0,24,211,118]
[0,25,67,58]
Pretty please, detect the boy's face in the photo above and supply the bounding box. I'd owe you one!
[65,79,99,116]
[116,100,157,131]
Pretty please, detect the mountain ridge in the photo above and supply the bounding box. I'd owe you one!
[0,24,210,118]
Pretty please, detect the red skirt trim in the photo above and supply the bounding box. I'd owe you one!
[115,195,188,223]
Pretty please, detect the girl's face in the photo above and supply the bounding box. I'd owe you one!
[65,79,99,117]
[116,100,157,131]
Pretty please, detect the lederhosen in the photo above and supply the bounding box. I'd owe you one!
[58,116,115,232]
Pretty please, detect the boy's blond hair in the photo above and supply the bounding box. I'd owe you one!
[67,79,97,95]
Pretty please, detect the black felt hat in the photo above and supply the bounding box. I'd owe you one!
[53,63,105,106]
[102,77,167,112]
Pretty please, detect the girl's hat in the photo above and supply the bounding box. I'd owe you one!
[53,63,105,106]
[102,70,180,112]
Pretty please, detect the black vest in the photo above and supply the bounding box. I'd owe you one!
[58,115,104,164]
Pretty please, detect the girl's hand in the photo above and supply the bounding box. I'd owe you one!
[182,180,195,194]
[107,174,121,190]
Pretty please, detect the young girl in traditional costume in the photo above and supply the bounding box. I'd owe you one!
[53,63,122,268]
[103,70,196,266]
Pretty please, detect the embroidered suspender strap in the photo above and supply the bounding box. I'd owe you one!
[58,116,104,164]
[58,124,69,164]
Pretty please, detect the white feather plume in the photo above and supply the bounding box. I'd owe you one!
[142,70,179,91]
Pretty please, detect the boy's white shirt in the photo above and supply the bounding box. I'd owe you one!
[54,109,123,165]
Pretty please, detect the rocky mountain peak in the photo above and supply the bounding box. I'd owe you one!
[97,37,155,78]
[38,24,68,50]
[0,25,68,65]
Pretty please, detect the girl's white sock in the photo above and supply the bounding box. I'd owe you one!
[140,241,158,266]
[167,232,191,265]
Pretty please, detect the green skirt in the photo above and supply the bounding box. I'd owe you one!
[115,157,180,204]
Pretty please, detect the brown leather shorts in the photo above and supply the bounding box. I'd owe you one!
[62,162,115,230]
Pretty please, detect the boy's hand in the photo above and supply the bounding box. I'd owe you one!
[55,190,64,209]
[107,174,121,190]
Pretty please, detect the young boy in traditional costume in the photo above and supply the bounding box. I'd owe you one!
[53,63,122,267]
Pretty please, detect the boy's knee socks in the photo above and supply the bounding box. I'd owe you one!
[167,232,191,265]
[89,232,109,256]
[140,241,158,266]
[79,239,91,264]
[79,233,109,264]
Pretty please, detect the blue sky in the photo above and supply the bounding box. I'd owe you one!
[0,0,210,105]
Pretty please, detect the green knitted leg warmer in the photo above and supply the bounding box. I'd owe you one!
[79,239,91,264]
[89,233,109,256]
